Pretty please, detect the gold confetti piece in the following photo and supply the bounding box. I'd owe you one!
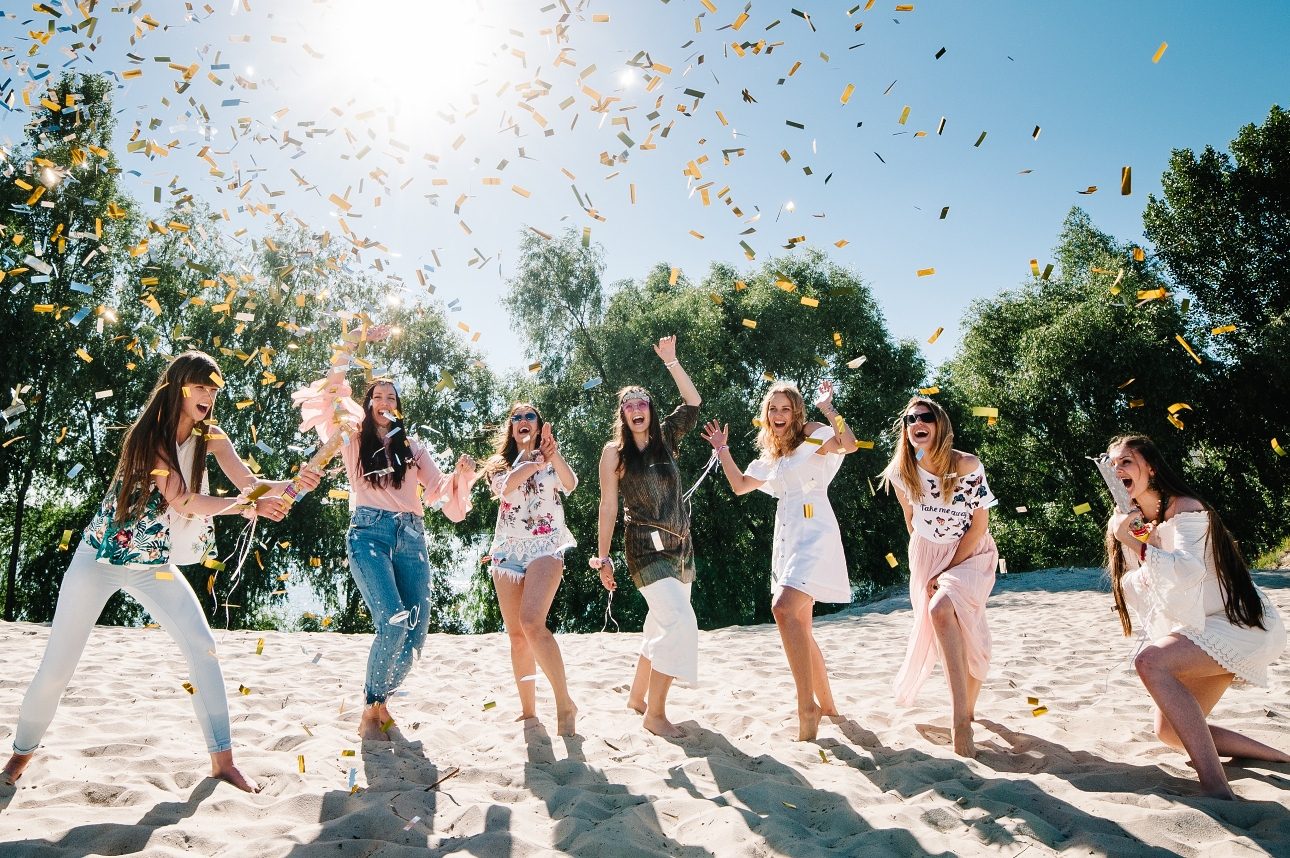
[841,84,855,104]
[742,319,758,328]
[528,362,542,373]
[710,293,723,304]
[917,268,935,277]
[1167,403,1193,414]
[1032,706,1048,717]
[239,684,251,695]
[209,372,225,388]
[150,468,170,477]
[885,553,899,568]
[1078,186,1098,194]
[483,701,497,710]
[1175,334,1202,364]
[592,13,609,21]
[1152,42,1168,63]
[800,297,819,308]
[182,682,196,694]
[76,348,93,363]
[1129,399,1145,408]
[819,749,829,763]
[155,571,174,580]
[898,106,911,125]
[835,239,850,248]
[895,3,914,9]
[669,267,679,286]
[971,407,999,418]
[701,0,717,11]
[1016,506,1029,513]
[783,801,797,809]
[1212,324,1236,335]
[1027,696,1039,705]
[1118,378,1136,388]
[342,749,356,757]
[1121,166,1132,195]
[1133,247,1145,262]
[58,529,73,551]
[256,638,264,655]
[974,131,987,147]
[1073,502,1092,515]
[856,440,875,449]
[298,755,306,773]
[927,327,944,344]
[381,719,395,732]
[803,504,814,519]
[918,386,940,395]
[1030,259,1041,276]
[1273,439,1287,457]
[328,489,350,500]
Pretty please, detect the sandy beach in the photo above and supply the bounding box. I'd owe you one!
[2,567,1288,857]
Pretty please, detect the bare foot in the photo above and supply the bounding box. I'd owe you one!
[514,712,538,722]
[556,701,578,737]
[643,713,684,739]
[1200,787,1238,801]
[359,716,393,742]
[820,707,841,718]
[626,697,646,715]
[2,752,33,786]
[798,702,823,742]
[210,751,259,793]
[952,721,977,758]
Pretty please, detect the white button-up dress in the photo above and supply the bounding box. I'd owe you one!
[745,425,851,603]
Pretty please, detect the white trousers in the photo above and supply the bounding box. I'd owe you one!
[638,577,698,685]
[13,543,232,755]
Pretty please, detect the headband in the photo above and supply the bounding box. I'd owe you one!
[620,390,651,405]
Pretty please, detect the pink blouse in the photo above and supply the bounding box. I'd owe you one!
[292,374,471,520]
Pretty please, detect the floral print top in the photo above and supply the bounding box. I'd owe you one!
[487,461,577,565]
[887,460,997,543]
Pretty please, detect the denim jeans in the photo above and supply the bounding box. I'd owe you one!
[346,506,432,705]
[14,543,232,754]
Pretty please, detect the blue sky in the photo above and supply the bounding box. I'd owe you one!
[4,0,1288,375]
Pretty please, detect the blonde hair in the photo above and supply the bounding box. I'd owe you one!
[881,396,956,503]
[755,381,809,460]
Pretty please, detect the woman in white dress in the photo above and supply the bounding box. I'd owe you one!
[1106,434,1288,800]
[700,380,858,741]
[480,403,579,736]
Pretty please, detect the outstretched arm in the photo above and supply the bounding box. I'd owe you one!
[654,335,701,407]
[700,420,765,496]
[813,381,858,455]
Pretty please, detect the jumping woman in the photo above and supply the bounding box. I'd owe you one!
[480,403,579,736]
[293,323,475,742]
[1106,434,1288,799]
[2,351,317,792]
[700,380,859,741]
[882,396,998,757]
[591,335,702,739]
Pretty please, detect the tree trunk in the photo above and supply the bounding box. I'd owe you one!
[4,372,49,622]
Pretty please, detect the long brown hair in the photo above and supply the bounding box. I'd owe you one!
[482,402,545,490]
[881,395,956,502]
[357,380,412,490]
[112,351,216,523]
[755,381,809,460]
[613,386,668,477]
[1105,434,1264,636]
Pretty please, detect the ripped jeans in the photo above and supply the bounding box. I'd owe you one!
[346,507,432,705]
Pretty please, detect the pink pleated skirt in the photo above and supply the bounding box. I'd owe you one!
[893,532,999,707]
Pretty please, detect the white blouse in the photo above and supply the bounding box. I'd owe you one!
[887,460,997,543]
[1121,511,1225,640]
[487,462,577,564]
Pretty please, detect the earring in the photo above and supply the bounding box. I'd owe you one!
[1147,474,1157,491]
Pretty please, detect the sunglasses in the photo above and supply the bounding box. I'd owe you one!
[903,412,937,425]
[510,412,538,423]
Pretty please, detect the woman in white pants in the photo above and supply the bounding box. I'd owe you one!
[2,352,318,792]
[591,336,702,739]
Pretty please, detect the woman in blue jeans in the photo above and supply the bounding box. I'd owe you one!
[294,323,474,741]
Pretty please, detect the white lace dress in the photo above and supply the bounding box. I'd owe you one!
[1122,511,1286,686]
[744,425,851,603]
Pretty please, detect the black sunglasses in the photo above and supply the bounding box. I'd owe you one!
[903,412,937,425]
[510,412,538,423]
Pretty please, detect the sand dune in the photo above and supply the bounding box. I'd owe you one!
[2,568,1289,857]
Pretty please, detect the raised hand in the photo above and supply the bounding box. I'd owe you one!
[454,453,476,476]
[700,419,729,450]
[653,335,678,364]
[364,323,394,343]
[815,380,836,413]
[538,423,559,459]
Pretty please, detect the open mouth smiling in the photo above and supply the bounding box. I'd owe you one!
[630,414,647,428]
[913,428,930,441]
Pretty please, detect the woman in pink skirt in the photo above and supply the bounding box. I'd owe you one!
[882,396,998,756]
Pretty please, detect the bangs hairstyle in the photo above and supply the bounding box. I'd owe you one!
[482,402,545,489]
[1105,434,1264,636]
[358,380,412,490]
[756,381,809,460]
[613,385,667,476]
[112,351,218,524]
[880,395,956,502]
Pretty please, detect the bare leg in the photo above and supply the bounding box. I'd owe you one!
[2,752,33,786]
[810,639,839,716]
[494,571,538,719]
[928,590,976,757]
[642,669,683,738]
[1138,635,1290,798]
[627,655,651,714]
[772,586,822,741]
[517,557,578,736]
[210,750,259,792]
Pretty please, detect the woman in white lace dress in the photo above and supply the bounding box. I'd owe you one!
[480,403,580,736]
[1107,434,1288,800]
